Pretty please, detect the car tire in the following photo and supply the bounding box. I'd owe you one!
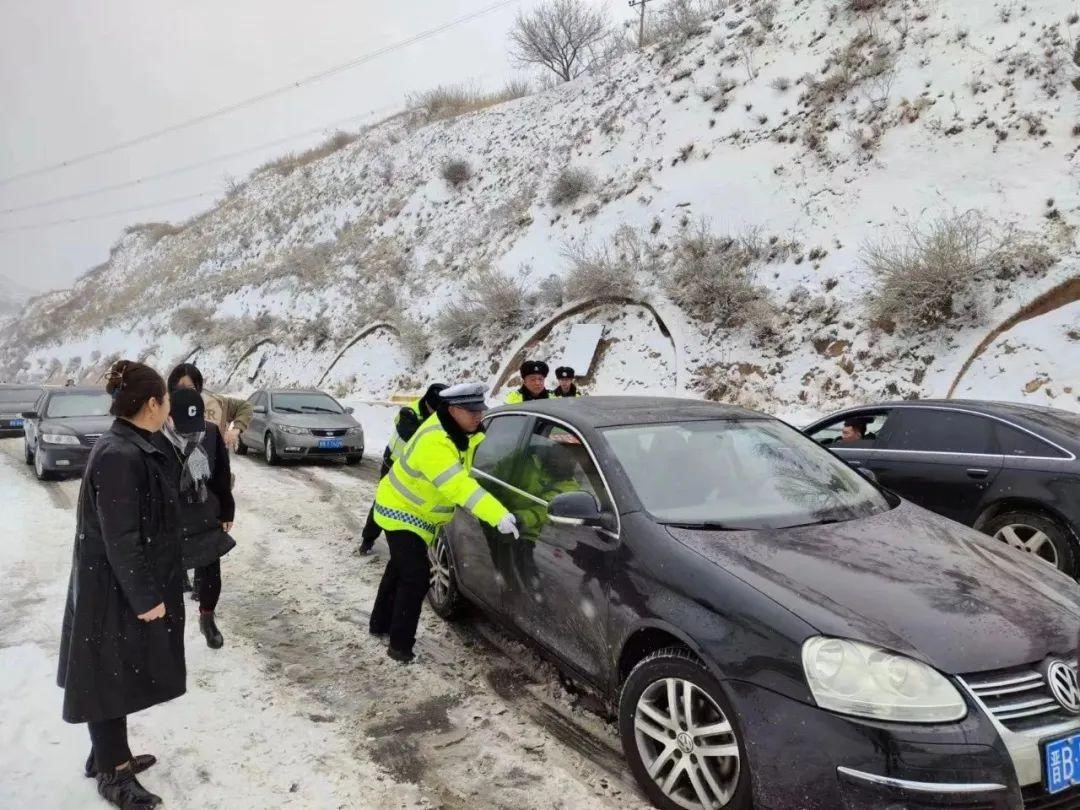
[264,433,281,466]
[426,528,464,620]
[983,510,1076,575]
[34,449,52,482]
[619,648,752,810]
[235,436,248,456]
[345,454,362,466]
[24,441,33,465]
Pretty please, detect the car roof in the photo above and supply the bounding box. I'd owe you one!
[0,382,43,389]
[267,388,333,395]
[492,396,763,428]
[45,387,105,395]
[823,399,1078,420]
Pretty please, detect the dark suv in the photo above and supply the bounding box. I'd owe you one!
[0,383,43,437]
[804,401,1080,575]
[427,397,1080,809]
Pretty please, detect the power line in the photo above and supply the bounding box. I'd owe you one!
[0,103,402,216]
[0,0,521,188]
[0,191,216,234]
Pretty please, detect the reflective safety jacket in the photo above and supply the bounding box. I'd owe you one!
[552,385,581,398]
[386,399,423,461]
[505,388,550,405]
[373,413,508,544]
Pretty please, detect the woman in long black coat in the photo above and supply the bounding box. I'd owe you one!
[57,360,183,809]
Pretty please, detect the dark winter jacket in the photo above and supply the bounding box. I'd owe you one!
[58,420,186,724]
[552,384,580,398]
[379,404,428,473]
[158,423,236,570]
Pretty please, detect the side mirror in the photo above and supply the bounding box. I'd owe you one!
[21,411,37,419]
[253,405,267,415]
[857,467,878,484]
[345,406,355,415]
[549,491,606,528]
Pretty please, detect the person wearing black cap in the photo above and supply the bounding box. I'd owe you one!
[369,383,517,663]
[357,382,448,555]
[505,360,550,404]
[160,388,236,649]
[552,366,581,398]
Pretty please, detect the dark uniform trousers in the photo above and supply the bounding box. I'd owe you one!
[89,716,132,772]
[369,529,432,653]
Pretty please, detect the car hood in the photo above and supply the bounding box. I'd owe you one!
[270,413,359,429]
[40,416,113,435]
[667,500,1080,675]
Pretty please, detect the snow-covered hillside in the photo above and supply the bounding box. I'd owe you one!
[3,0,1078,416]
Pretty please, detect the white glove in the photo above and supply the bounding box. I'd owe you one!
[497,513,520,539]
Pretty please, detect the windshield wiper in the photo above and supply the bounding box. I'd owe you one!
[300,406,339,414]
[664,521,745,531]
[273,406,302,414]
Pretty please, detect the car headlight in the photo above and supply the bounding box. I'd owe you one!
[802,637,966,723]
[277,425,308,435]
[41,433,81,445]
[346,427,363,435]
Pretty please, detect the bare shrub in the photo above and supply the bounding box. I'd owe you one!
[441,158,474,187]
[538,274,566,307]
[802,32,895,110]
[171,307,213,335]
[863,212,1054,331]
[394,316,430,364]
[647,0,725,46]
[124,222,186,246]
[561,230,644,301]
[770,76,792,92]
[435,266,530,346]
[257,130,359,176]
[548,166,595,205]
[848,0,886,11]
[509,0,610,82]
[408,81,532,124]
[664,220,781,328]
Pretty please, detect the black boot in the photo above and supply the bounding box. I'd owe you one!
[85,751,157,778]
[200,612,224,649]
[387,646,415,664]
[96,764,162,808]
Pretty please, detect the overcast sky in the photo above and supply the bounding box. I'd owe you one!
[0,0,617,294]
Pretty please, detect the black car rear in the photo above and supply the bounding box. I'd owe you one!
[0,383,43,437]
[805,401,1080,576]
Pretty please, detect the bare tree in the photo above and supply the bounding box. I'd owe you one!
[508,0,610,82]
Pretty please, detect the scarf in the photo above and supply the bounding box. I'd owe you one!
[163,422,211,503]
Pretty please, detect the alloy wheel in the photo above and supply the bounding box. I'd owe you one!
[265,436,274,464]
[995,523,1059,568]
[34,448,47,480]
[428,532,452,606]
[634,677,741,810]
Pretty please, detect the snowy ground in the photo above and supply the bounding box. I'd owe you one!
[0,439,651,809]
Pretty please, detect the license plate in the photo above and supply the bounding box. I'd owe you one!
[318,438,344,450]
[1044,732,1080,793]
[8,419,22,428]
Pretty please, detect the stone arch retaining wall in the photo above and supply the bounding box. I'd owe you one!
[317,322,398,388]
[223,338,276,387]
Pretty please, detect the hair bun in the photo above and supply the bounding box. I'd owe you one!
[104,359,134,395]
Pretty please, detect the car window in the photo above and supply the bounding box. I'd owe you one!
[603,419,890,529]
[45,392,112,418]
[473,415,529,475]
[271,392,342,414]
[994,422,1068,458]
[507,420,612,512]
[808,412,890,447]
[884,409,997,454]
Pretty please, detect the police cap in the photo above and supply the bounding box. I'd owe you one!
[520,360,549,378]
[554,366,575,380]
[439,382,489,412]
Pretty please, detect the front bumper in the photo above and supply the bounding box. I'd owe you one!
[37,444,91,474]
[727,680,1080,809]
[274,430,363,459]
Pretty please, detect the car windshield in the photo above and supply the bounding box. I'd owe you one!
[45,393,112,418]
[271,392,343,415]
[603,419,891,530]
[0,387,40,404]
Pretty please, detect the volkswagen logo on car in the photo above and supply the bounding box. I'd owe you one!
[1047,661,1080,714]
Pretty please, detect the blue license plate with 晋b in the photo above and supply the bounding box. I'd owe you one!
[318,438,344,450]
[9,419,23,428]
[1044,732,1080,793]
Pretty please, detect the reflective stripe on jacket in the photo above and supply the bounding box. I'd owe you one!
[373,413,508,544]
[386,400,422,461]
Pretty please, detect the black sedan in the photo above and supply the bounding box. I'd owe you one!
[804,400,1080,575]
[427,397,1080,810]
[23,387,113,480]
[0,383,43,437]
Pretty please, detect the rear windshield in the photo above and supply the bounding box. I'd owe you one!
[271,392,343,415]
[45,393,112,418]
[0,387,40,404]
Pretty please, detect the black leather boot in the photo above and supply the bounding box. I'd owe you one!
[85,751,156,778]
[96,764,162,808]
[200,612,224,649]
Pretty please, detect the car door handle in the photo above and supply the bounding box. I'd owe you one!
[966,468,990,480]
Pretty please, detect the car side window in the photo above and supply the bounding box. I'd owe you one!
[808,412,890,447]
[513,420,612,512]
[884,409,998,454]
[473,415,529,477]
[994,422,1067,458]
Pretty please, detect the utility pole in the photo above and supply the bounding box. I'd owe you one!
[628,0,656,49]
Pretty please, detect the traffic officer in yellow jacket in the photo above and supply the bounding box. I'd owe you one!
[369,383,518,663]
[552,366,582,397]
[504,360,550,404]
[358,382,447,555]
